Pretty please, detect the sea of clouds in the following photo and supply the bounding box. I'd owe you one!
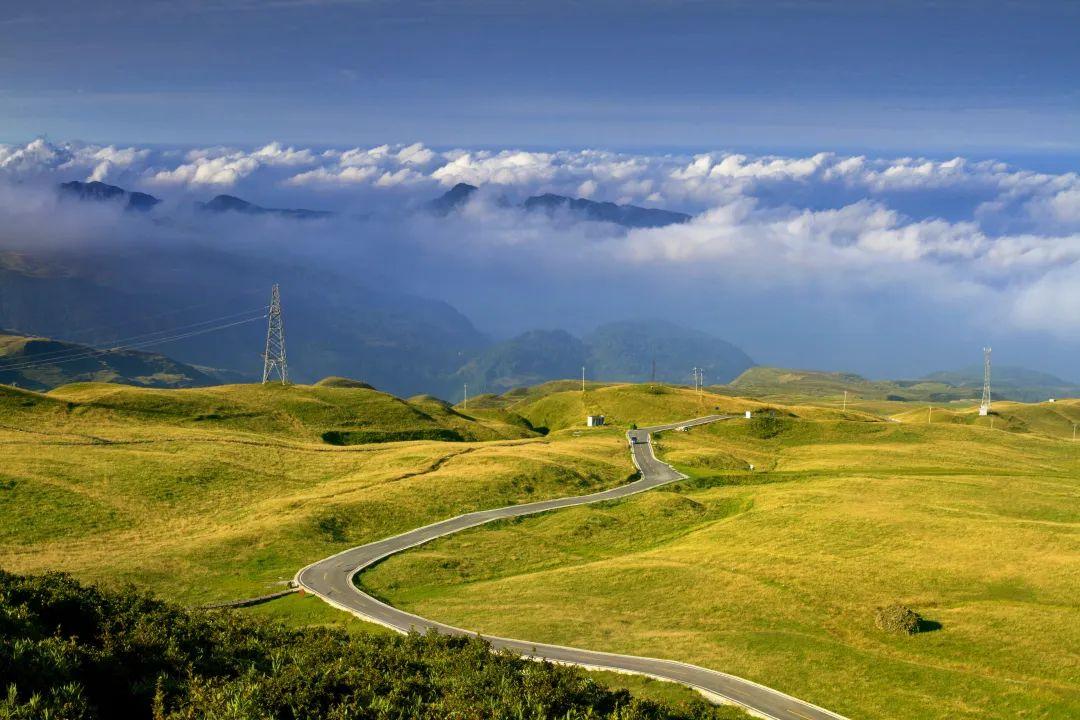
[1,137,1078,376]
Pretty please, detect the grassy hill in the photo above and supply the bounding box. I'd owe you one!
[726,366,973,403]
[6,377,1079,718]
[363,401,1080,720]
[727,365,1080,406]
[452,321,754,397]
[922,365,1080,403]
[0,379,636,610]
[0,331,225,390]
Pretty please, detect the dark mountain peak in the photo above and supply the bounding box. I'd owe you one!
[428,183,478,215]
[59,180,161,212]
[202,194,255,213]
[424,184,689,228]
[198,194,332,219]
[523,193,689,228]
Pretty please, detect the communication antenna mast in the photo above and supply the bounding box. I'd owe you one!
[979,346,992,416]
[261,284,288,385]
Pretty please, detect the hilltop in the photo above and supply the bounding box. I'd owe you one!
[456,321,753,395]
[922,364,1080,402]
[726,366,972,403]
[725,365,1080,405]
[59,180,161,211]
[0,330,226,390]
[428,183,691,228]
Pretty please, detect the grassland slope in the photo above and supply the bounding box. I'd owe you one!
[363,410,1080,720]
[0,380,636,611]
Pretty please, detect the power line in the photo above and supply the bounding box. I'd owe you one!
[0,315,266,373]
[41,288,267,342]
[0,307,268,368]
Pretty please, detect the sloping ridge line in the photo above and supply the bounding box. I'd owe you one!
[295,415,849,720]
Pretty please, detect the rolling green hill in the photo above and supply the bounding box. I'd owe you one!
[0,379,630,609]
[363,401,1080,720]
[454,321,754,395]
[726,366,973,403]
[727,365,1080,406]
[0,331,226,391]
[6,376,1079,719]
[922,364,1080,402]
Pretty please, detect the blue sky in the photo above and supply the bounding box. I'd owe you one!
[2,0,1078,154]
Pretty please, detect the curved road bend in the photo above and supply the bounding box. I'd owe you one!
[296,416,847,720]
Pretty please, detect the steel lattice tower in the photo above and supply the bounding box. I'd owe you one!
[979,346,991,416]
[261,284,288,385]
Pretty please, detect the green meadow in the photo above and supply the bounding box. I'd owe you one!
[3,379,1078,718]
[361,396,1080,720]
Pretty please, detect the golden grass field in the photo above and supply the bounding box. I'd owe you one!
[0,381,636,606]
[362,393,1080,720]
[3,379,1078,718]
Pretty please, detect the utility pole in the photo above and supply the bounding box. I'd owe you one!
[651,358,656,383]
[843,390,848,412]
[261,284,288,385]
[463,383,468,409]
[979,347,992,416]
[928,406,932,424]
[582,366,586,393]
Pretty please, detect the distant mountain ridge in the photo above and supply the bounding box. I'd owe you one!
[197,194,333,219]
[428,183,691,228]
[455,320,753,394]
[0,329,234,391]
[523,193,690,228]
[59,180,161,212]
[727,365,1080,403]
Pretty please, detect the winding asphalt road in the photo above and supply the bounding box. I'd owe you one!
[296,416,847,720]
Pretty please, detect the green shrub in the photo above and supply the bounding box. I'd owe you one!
[321,428,464,445]
[0,571,731,720]
[875,603,922,635]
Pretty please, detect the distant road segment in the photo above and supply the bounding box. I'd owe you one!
[296,415,847,720]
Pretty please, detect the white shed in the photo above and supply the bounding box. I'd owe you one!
[586,415,605,427]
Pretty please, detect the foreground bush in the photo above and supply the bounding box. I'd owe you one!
[0,571,730,720]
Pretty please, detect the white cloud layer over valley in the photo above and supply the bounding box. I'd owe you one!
[2,137,1079,378]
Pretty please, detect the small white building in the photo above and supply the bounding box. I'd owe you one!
[586,415,605,427]
[745,410,752,419]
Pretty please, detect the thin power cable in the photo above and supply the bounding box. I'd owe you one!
[0,315,267,373]
[0,308,268,367]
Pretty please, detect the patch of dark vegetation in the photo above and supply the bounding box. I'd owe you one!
[885,394,907,401]
[0,477,16,491]
[314,376,375,389]
[747,414,792,439]
[874,603,938,636]
[0,571,732,719]
[192,413,224,421]
[321,428,465,445]
[645,385,672,395]
[315,512,350,543]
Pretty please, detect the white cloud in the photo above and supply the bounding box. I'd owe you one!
[6,136,1080,338]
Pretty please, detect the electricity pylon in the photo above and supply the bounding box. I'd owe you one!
[261,284,288,385]
[979,346,992,416]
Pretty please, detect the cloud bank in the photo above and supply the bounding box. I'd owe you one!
[2,137,1079,377]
